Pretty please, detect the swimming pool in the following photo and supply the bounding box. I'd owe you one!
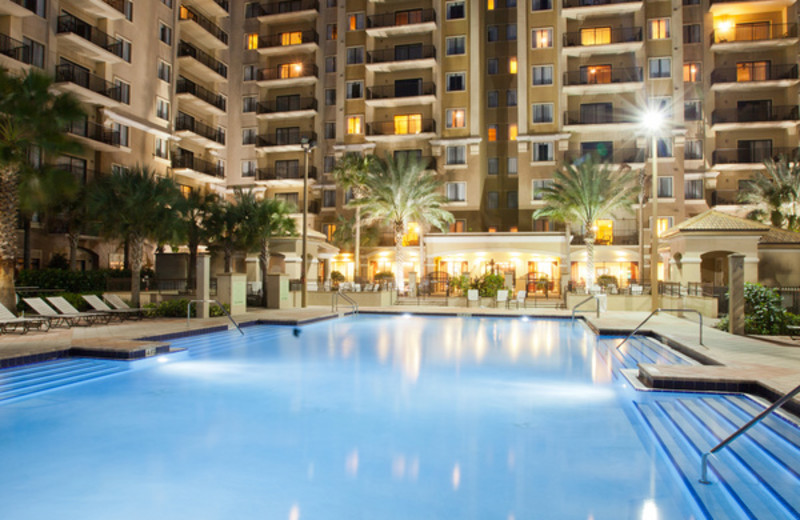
[0,315,798,519]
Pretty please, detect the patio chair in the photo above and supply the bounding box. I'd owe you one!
[46,297,113,326]
[23,297,92,328]
[630,284,643,295]
[373,283,380,292]
[510,290,527,309]
[104,294,147,314]
[467,289,479,307]
[82,294,144,321]
[496,290,509,309]
[0,301,50,334]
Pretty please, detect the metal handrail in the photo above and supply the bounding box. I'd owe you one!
[332,290,358,315]
[571,294,602,320]
[187,299,243,335]
[700,382,800,484]
[616,308,704,349]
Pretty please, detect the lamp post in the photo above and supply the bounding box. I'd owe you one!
[642,109,663,312]
[300,136,316,308]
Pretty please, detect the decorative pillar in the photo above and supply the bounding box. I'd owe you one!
[728,253,745,335]
[196,254,210,319]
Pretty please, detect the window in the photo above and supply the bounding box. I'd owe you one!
[648,18,670,39]
[159,22,172,45]
[683,24,701,44]
[114,79,130,104]
[242,160,257,177]
[532,0,551,10]
[446,36,466,55]
[685,139,703,160]
[446,182,466,202]
[654,217,673,237]
[23,38,44,68]
[324,156,336,173]
[161,0,172,7]
[507,157,518,175]
[685,179,703,200]
[509,57,517,74]
[532,65,553,85]
[347,115,363,134]
[683,63,701,82]
[243,96,257,112]
[487,191,499,209]
[532,28,553,48]
[488,0,495,10]
[580,64,611,84]
[246,33,258,50]
[532,179,553,200]
[656,138,672,157]
[737,61,768,82]
[449,220,466,233]
[509,124,517,141]
[533,142,553,162]
[507,25,517,40]
[506,89,517,106]
[326,23,337,39]
[488,124,498,141]
[325,56,336,73]
[346,47,364,65]
[657,177,674,199]
[532,103,553,123]
[323,190,337,208]
[243,65,257,81]
[348,13,364,31]
[446,1,465,20]
[158,61,171,82]
[487,58,498,75]
[488,90,499,108]
[242,128,256,145]
[325,89,336,105]
[394,114,422,135]
[155,137,169,159]
[245,2,260,17]
[580,27,611,45]
[23,0,46,16]
[446,72,466,91]
[446,145,466,165]
[346,81,363,99]
[119,38,132,63]
[684,100,702,121]
[275,193,299,207]
[488,26,499,42]
[649,58,671,78]
[280,31,302,45]
[507,191,518,209]
[112,123,129,147]
[446,108,466,128]
[156,98,169,120]
[488,157,499,175]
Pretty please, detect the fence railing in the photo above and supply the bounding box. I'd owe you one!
[177,41,228,78]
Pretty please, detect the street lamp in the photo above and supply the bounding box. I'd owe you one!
[300,136,316,308]
[642,109,664,312]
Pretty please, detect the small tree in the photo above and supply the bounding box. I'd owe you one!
[175,190,217,288]
[739,153,800,231]
[205,198,242,273]
[333,153,377,281]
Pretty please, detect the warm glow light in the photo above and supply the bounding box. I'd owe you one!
[509,57,517,74]
[641,109,664,133]
[717,19,733,32]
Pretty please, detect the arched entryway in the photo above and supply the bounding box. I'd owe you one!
[700,250,735,285]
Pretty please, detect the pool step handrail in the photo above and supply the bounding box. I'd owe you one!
[700,382,800,484]
[570,294,601,320]
[616,308,703,349]
[332,289,358,315]
[187,299,244,335]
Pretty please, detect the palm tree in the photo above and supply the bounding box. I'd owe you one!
[331,213,379,251]
[235,189,297,306]
[332,153,376,281]
[88,165,183,307]
[0,69,84,310]
[354,153,453,292]
[205,198,242,274]
[46,178,94,271]
[739,154,800,231]
[533,156,639,287]
[175,190,217,289]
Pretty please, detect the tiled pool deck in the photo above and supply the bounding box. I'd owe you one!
[1,305,799,414]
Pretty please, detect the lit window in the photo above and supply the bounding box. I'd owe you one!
[509,57,517,74]
[648,18,670,40]
[280,31,302,45]
[580,27,610,46]
[347,115,363,134]
[488,227,498,233]
[488,125,497,141]
[446,108,466,128]
[348,13,364,31]
[279,63,304,78]
[532,28,552,48]
[509,124,517,141]
[487,0,495,10]
[655,217,673,237]
[394,114,422,134]
[683,63,700,82]
[246,33,258,50]
[737,61,768,82]
[327,24,337,40]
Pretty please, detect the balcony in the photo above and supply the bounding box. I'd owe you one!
[177,41,228,81]
[709,0,796,15]
[79,0,131,21]
[54,63,123,108]
[564,147,645,164]
[563,109,637,130]
[710,189,745,206]
[562,27,642,56]
[172,152,225,183]
[256,131,318,152]
[711,23,798,52]
[365,119,436,142]
[562,67,642,94]
[257,30,318,56]
[572,219,639,245]
[366,9,436,38]
[66,120,120,152]
[365,82,436,107]
[366,45,436,73]
[246,0,318,23]
[175,112,226,149]
[711,147,794,167]
[179,5,228,49]
[190,0,229,18]
[711,63,799,91]
[0,0,34,16]
[711,105,799,130]
[0,33,34,71]
[176,76,227,116]
[56,14,125,64]
[257,63,317,87]
[256,97,317,120]
[256,166,318,183]
[561,0,642,19]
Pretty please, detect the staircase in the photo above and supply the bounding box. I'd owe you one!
[0,359,128,403]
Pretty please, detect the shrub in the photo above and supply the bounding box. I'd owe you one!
[16,269,109,293]
[476,273,506,298]
[374,271,394,282]
[46,253,69,270]
[450,274,470,295]
[715,283,792,335]
[145,298,230,318]
[331,271,346,283]
[597,274,617,288]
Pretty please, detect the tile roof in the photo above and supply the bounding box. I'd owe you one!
[759,227,800,244]
[662,210,770,238]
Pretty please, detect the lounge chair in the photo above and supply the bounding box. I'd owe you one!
[82,294,144,321]
[0,301,50,334]
[467,289,479,307]
[47,297,113,326]
[496,290,509,309]
[23,297,103,328]
[510,290,527,309]
[104,294,147,314]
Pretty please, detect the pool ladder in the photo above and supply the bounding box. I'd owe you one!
[570,294,603,320]
[332,290,359,315]
[186,299,244,335]
[616,308,703,349]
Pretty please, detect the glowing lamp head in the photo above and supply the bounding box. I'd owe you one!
[717,20,733,32]
[641,109,665,133]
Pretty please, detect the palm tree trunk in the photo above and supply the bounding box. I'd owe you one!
[260,239,269,307]
[188,239,198,290]
[224,246,232,273]
[562,223,572,294]
[418,226,425,282]
[68,231,80,271]
[129,235,144,307]
[584,230,596,288]
[0,166,20,312]
[354,206,361,282]
[21,216,30,270]
[394,226,405,294]
[123,239,129,270]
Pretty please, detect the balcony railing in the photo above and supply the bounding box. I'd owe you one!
[367,9,435,29]
[563,110,636,125]
[257,97,317,114]
[710,63,799,84]
[66,120,120,146]
[367,45,436,64]
[711,147,794,165]
[0,33,32,65]
[563,0,641,7]
[176,77,226,111]
[366,119,436,136]
[172,153,225,178]
[100,0,130,14]
[565,147,645,163]
[256,166,318,181]
[57,14,124,58]
[710,190,744,205]
[179,5,228,44]
[711,105,799,125]
[258,30,318,49]
[245,0,318,17]
[177,41,227,78]
[711,23,797,44]
[257,63,317,81]
[55,63,123,102]
[563,27,642,47]
[563,67,642,85]
[176,113,225,145]
[366,82,436,100]
[256,131,317,147]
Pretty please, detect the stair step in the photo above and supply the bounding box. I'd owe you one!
[725,396,800,448]
[0,366,126,402]
[0,363,122,390]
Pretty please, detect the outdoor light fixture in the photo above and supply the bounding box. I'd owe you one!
[300,136,316,308]
[642,108,664,312]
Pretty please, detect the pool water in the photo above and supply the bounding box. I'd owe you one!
[0,315,797,519]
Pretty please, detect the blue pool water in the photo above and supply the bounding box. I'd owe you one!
[0,315,798,519]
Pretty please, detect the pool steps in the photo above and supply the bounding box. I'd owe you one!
[0,358,128,403]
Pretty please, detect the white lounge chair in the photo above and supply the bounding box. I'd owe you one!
[0,301,50,334]
[630,284,643,295]
[23,297,97,328]
[467,289,479,307]
[496,290,509,308]
[511,290,527,309]
[47,297,112,326]
[82,294,144,320]
[104,294,147,314]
